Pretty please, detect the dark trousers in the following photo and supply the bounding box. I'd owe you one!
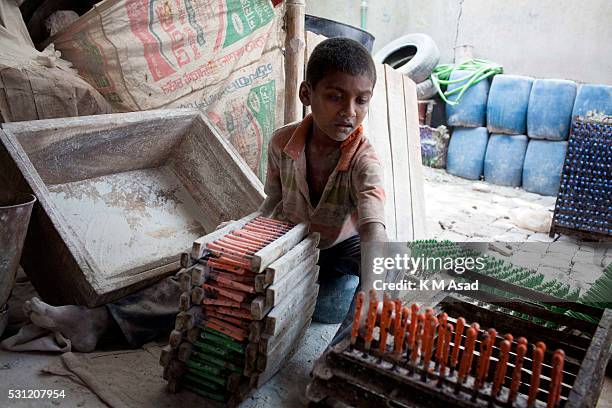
[316,236,363,345]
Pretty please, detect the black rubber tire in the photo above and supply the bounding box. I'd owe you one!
[374,33,440,83]
[416,79,437,100]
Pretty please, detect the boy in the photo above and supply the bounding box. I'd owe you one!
[9,38,386,351]
[259,37,386,331]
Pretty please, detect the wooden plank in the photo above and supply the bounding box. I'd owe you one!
[402,76,428,239]
[250,296,271,321]
[384,65,414,240]
[284,0,305,124]
[566,309,612,408]
[255,318,312,386]
[180,252,194,268]
[171,117,264,232]
[266,261,319,307]
[249,321,263,343]
[244,342,259,377]
[254,274,268,293]
[260,291,318,354]
[265,282,319,336]
[159,345,177,367]
[190,264,206,286]
[2,109,197,185]
[365,63,397,241]
[179,292,191,311]
[191,212,261,259]
[168,329,183,349]
[265,233,320,285]
[251,223,309,272]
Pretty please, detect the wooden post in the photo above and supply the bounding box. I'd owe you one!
[284,0,305,124]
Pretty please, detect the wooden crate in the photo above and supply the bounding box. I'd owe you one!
[0,109,264,306]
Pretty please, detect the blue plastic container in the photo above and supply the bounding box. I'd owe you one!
[527,79,577,141]
[571,83,612,119]
[484,134,528,187]
[487,75,533,135]
[446,127,489,180]
[446,70,490,128]
[522,139,567,196]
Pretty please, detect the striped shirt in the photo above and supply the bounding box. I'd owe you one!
[260,114,386,249]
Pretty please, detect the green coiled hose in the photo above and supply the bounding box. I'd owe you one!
[431,59,503,106]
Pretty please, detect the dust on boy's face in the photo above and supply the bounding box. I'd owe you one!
[300,71,374,142]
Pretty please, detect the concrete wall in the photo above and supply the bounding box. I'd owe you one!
[306,0,612,85]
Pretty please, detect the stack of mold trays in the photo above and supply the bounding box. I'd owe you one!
[159,212,320,406]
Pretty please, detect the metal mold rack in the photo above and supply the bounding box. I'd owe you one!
[550,115,612,241]
[307,273,611,407]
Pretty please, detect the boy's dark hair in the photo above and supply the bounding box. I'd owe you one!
[306,37,376,89]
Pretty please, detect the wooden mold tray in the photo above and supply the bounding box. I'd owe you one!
[0,109,264,306]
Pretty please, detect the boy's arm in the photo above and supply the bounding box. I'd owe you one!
[352,155,388,292]
[359,221,387,292]
[258,136,283,217]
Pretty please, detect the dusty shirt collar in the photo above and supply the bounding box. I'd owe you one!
[283,114,364,172]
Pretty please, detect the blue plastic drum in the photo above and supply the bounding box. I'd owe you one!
[446,127,489,180]
[484,134,528,187]
[487,75,533,135]
[527,79,577,141]
[522,139,568,196]
[571,83,612,119]
[446,70,490,128]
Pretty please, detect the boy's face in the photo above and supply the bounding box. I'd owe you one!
[300,71,374,142]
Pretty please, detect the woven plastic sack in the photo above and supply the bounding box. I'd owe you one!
[50,0,286,179]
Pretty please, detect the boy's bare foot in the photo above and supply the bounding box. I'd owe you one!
[23,297,110,352]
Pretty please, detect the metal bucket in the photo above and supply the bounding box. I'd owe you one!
[0,191,36,337]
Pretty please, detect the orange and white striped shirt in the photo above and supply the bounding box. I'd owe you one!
[260,114,386,249]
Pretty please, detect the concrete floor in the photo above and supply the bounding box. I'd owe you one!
[1,167,610,407]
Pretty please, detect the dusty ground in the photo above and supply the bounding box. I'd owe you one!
[1,167,610,407]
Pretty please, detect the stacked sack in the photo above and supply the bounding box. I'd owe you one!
[446,73,612,196]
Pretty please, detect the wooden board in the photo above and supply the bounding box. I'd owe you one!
[402,77,428,239]
[191,212,261,259]
[260,289,318,354]
[283,0,305,124]
[256,318,312,387]
[364,63,397,240]
[266,259,319,307]
[384,65,414,240]
[265,283,319,337]
[252,223,309,272]
[361,64,428,241]
[265,232,320,284]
